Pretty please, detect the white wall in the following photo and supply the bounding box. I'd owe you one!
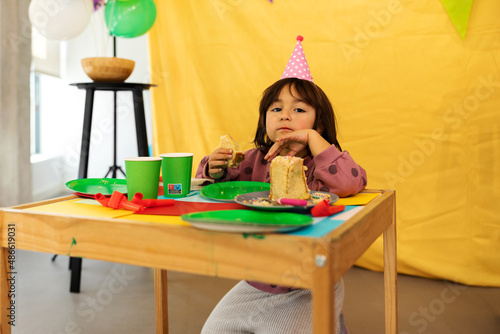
[32,9,153,200]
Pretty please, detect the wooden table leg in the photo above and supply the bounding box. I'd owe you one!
[154,269,169,334]
[312,265,336,334]
[0,247,12,334]
[383,196,398,334]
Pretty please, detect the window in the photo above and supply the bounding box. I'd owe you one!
[31,27,61,156]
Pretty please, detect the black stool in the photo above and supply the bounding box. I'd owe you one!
[65,82,155,293]
[72,82,155,178]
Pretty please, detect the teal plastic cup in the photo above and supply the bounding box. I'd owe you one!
[160,153,194,198]
[124,157,162,200]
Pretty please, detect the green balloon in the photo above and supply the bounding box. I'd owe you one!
[105,0,157,38]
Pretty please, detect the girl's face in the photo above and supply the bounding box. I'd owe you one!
[265,84,317,142]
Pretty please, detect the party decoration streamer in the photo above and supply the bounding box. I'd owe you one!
[440,0,474,39]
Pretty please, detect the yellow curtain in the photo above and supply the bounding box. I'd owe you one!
[148,0,500,287]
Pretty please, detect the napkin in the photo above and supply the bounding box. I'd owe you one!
[335,192,379,206]
[95,192,144,212]
[95,191,175,213]
[131,193,175,207]
[311,199,345,217]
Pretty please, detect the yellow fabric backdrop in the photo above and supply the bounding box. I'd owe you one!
[148,0,500,287]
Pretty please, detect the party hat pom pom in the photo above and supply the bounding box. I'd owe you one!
[280,35,313,82]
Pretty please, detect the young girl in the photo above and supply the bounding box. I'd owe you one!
[196,77,367,334]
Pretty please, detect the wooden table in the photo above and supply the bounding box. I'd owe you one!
[0,189,397,334]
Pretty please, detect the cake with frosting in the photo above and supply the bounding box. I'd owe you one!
[269,156,311,200]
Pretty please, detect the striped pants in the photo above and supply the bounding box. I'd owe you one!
[201,279,346,334]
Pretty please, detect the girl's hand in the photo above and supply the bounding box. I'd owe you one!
[208,148,232,179]
[264,129,331,161]
[265,130,311,161]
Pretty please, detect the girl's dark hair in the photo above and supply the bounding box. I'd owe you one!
[253,78,341,153]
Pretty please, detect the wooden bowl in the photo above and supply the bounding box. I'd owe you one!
[81,57,135,82]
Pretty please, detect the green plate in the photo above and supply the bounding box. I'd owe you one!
[65,178,127,196]
[181,210,312,233]
[200,181,270,202]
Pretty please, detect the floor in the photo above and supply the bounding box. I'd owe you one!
[12,250,500,334]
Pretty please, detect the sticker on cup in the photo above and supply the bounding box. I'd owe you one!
[160,153,194,198]
[167,183,182,195]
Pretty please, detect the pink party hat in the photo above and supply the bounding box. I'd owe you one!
[280,35,313,82]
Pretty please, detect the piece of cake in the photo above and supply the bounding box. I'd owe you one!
[269,156,311,200]
[217,134,245,168]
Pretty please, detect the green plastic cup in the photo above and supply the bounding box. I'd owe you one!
[160,153,194,198]
[124,157,162,200]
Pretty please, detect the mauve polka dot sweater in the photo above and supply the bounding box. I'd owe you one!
[196,145,367,198]
[196,145,366,294]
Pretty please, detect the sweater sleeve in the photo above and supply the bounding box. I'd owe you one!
[308,145,367,197]
[195,156,211,179]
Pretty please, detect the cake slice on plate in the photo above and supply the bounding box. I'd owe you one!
[269,156,311,200]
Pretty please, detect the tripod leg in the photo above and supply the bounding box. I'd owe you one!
[117,166,126,178]
[104,166,115,178]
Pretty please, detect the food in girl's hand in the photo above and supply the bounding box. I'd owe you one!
[269,156,311,200]
[217,134,246,167]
